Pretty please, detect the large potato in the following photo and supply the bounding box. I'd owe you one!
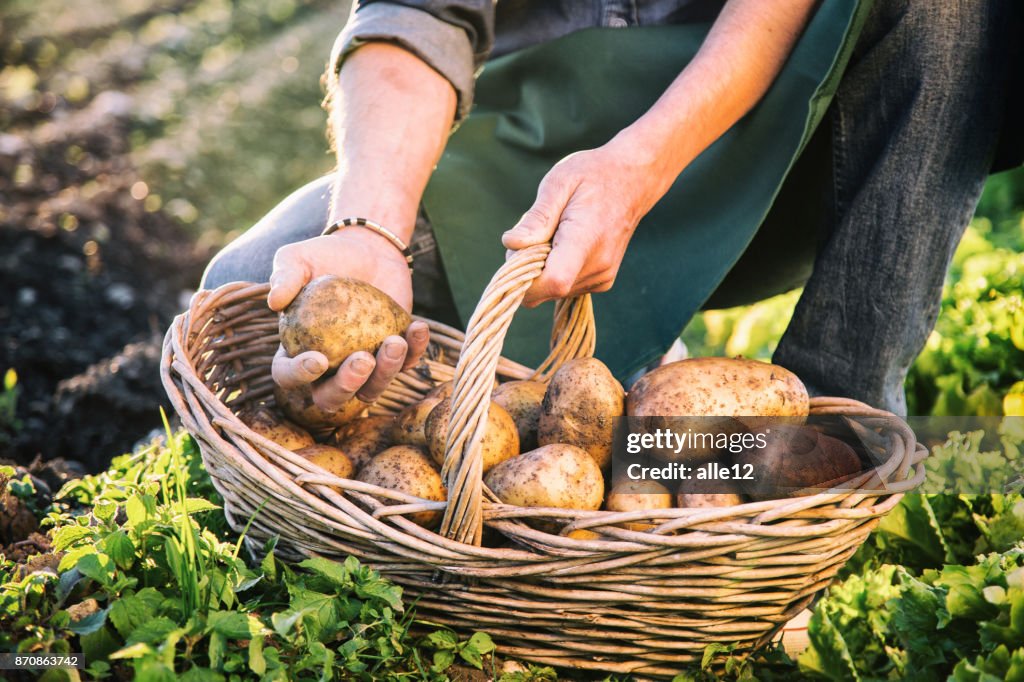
[424,397,519,472]
[273,381,366,435]
[356,445,446,527]
[484,444,604,512]
[538,358,624,469]
[278,275,411,372]
[391,382,453,447]
[238,406,314,451]
[733,426,862,500]
[296,444,355,479]
[491,380,546,452]
[331,415,395,472]
[628,357,808,418]
[676,476,746,508]
[605,480,673,531]
[627,358,809,463]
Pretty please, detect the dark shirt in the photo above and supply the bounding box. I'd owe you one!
[330,0,725,119]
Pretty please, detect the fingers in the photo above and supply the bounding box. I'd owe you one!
[310,351,376,411]
[356,335,409,402]
[272,347,328,389]
[267,247,310,312]
[275,322,427,408]
[522,223,590,307]
[402,321,431,370]
[502,172,578,250]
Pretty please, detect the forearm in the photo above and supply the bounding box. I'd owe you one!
[616,0,818,195]
[327,42,457,243]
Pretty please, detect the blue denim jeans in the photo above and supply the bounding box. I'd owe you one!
[770,0,1018,415]
[202,0,1019,415]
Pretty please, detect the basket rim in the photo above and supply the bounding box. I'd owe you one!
[161,280,925,565]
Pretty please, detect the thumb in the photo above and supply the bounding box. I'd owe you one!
[267,249,310,312]
[502,173,577,250]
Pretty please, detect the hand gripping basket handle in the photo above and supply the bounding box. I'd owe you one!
[438,244,596,545]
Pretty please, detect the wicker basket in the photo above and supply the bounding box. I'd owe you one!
[161,244,926,677]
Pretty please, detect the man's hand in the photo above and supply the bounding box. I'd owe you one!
[502,136,673,308]
[502,0,816,308]
[266,41,455,412]
[268,228,429,411]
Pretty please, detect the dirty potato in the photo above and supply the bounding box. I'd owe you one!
[484,444,604,512]
[295,444,355,479]
[627,358,809,463]
[273,381,366,435]
[605,480,674,531]
[331,415,395,472]
[356,445,446,527]
[733,425,863,500]
[538,358,624,469]
[424,397,519,472]
[676,475,746,508]
[628,357,809,419]
[391,382,453,447]
[238,406,315,451]
[491,380,547,452]
[278,275,411,372]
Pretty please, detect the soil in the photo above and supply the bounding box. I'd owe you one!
[1,0,341,472]
[0,93,211,471]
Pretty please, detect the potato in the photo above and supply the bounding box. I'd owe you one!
[391,382,453,447]
[566,529,603,541]
[426,381,455,401]
[424,397,519,472]
[331,415,395,472]
[295,444,355,479]
[279,275,411,372]
[273,381,366,435]
[627,358,809,463]
[734,426,862,501]
[491,380,546,452]
[538,358,624,469]
[484,444,604,512]
[676,475,746,508]
[238,406,314,450]
[356,445,446,527]
[605,480,673,531]
[628,357,808,419]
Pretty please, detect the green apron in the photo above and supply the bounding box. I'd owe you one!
[422,0,869,379]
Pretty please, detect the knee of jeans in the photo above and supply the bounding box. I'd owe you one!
[900,0,1009,94]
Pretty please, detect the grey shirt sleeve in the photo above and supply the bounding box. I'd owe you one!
[328,2,494,121]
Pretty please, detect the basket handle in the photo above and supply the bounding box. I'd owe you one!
[438,244,596,545]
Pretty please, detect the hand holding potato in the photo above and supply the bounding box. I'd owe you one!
[267,229,429,412]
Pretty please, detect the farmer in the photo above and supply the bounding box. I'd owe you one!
[202,0,1021,416]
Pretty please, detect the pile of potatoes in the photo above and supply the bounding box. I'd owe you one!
[241,276,863,538]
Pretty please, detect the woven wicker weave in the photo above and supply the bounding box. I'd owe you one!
[161,244,926,677]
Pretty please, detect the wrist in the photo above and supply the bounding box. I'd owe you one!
[324,223,409,266]
[612,110,701,178]
[328,179,418,245]
[604,126,684,208]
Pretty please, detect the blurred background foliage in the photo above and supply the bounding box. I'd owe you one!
[683,168,1024,416]
[2,0,351,250]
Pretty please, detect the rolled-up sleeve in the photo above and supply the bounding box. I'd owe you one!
[328,1,495,121]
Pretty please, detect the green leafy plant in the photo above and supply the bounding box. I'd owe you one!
[421,630,495,674]
[0,423,497,681]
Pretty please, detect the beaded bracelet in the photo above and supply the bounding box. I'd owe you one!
[322,217,414,270]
